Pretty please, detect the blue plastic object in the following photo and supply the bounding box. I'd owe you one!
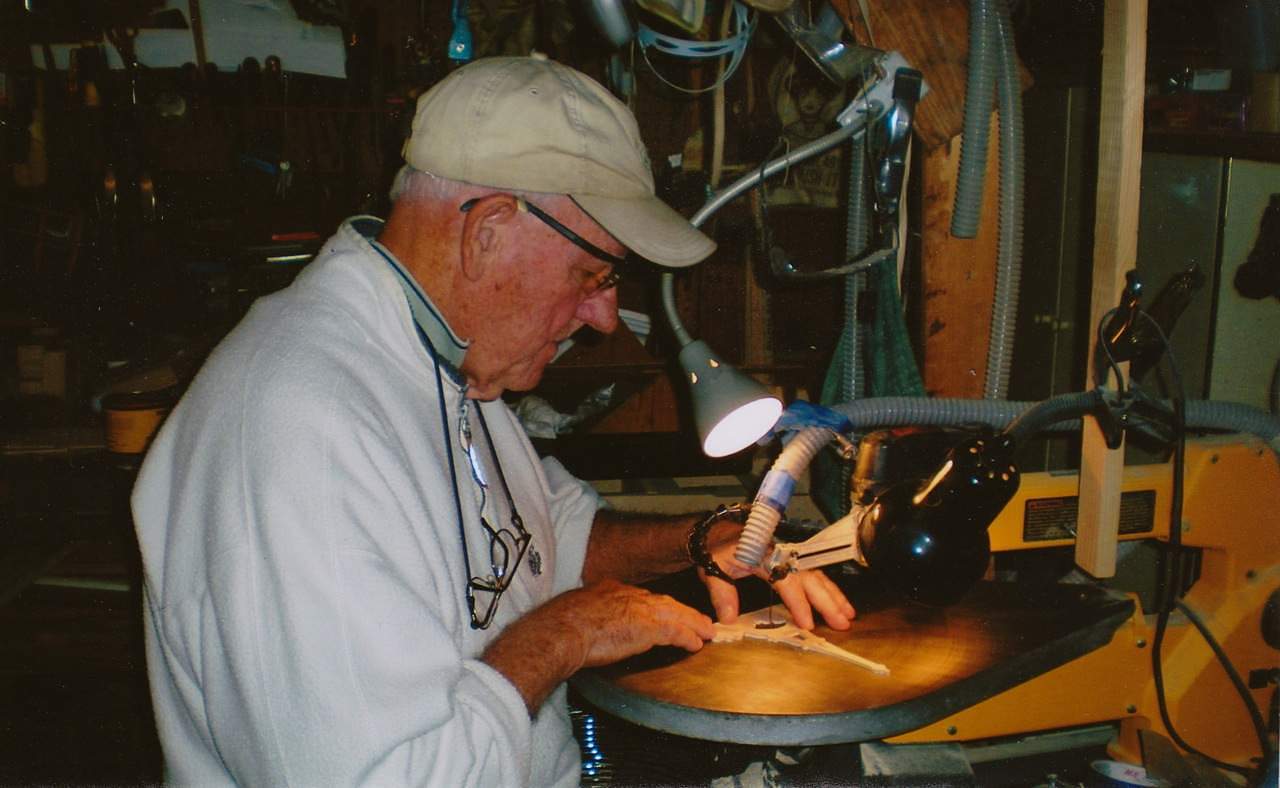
[757,400,852,446]
[449,0,473,62]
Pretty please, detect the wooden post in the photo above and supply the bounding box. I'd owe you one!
[1076,0,1147,578]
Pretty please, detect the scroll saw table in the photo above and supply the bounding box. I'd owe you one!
[572,579,1135,747]
[575,438,1280,775]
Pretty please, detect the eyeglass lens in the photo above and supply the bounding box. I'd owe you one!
[468,526,530,629]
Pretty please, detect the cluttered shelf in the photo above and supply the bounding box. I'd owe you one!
[1143,130,1280,163]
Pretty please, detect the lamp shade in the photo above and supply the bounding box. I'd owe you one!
[678,340,783,457]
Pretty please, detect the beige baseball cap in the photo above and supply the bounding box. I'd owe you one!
[402,54,715,268]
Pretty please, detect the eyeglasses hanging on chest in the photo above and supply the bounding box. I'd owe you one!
[456,401,532,629]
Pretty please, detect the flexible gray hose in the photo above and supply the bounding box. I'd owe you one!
[736,426,833,567]
[1004,390,1103,444]
[983,0,1025,401]
[833,396,1027,431]
[733,395,1280,565]
[951,0,997,238]
[826,397,1280,451]
[1185,400,1280,452]
[841,134,870,402]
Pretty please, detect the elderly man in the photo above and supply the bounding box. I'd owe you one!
[132,55,854,786]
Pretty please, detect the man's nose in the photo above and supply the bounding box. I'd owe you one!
[577,286,619,333]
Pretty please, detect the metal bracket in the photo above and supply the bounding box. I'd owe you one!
[874,67,923,218]
[766,509,863,575]
[836,51,929,128]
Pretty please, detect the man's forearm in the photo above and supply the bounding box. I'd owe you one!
[485,512,734,715]
[581,509,741,585]
[481,598,586,715]
[482,580,718,715]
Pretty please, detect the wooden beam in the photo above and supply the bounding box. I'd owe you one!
[1076,0,1147,578]
[919,116,1002,397]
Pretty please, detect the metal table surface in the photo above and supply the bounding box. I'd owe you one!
[571,578,1134,746]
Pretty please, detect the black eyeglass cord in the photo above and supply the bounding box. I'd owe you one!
[423,328,480,613]
[421,321,528,629]
[474,405,524,534]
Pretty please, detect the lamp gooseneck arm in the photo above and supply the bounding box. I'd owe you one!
[662,272,695,348]
[690,119,871,229]
[662,112,879,349]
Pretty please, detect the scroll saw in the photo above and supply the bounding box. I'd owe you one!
[573,428,1280,776]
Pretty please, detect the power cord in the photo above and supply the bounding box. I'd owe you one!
[1096,307,1128,398]
[1130,309,1272,777]
[1175,598,1273,764]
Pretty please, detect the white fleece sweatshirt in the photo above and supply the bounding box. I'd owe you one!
[132,218,600,786]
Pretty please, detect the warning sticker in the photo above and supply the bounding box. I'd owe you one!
[1024,490,1156,541]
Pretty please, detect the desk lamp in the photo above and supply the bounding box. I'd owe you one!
[678,339,783,457]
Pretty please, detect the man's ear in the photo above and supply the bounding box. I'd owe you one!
[459,194,521,282]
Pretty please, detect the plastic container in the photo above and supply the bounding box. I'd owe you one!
[1089,760,1169,788]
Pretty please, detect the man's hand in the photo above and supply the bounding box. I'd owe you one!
[700,527,856,632]
[557,579,717,668]
[483,579,716,713]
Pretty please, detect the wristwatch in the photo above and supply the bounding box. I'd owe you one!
[686,504,745,582]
